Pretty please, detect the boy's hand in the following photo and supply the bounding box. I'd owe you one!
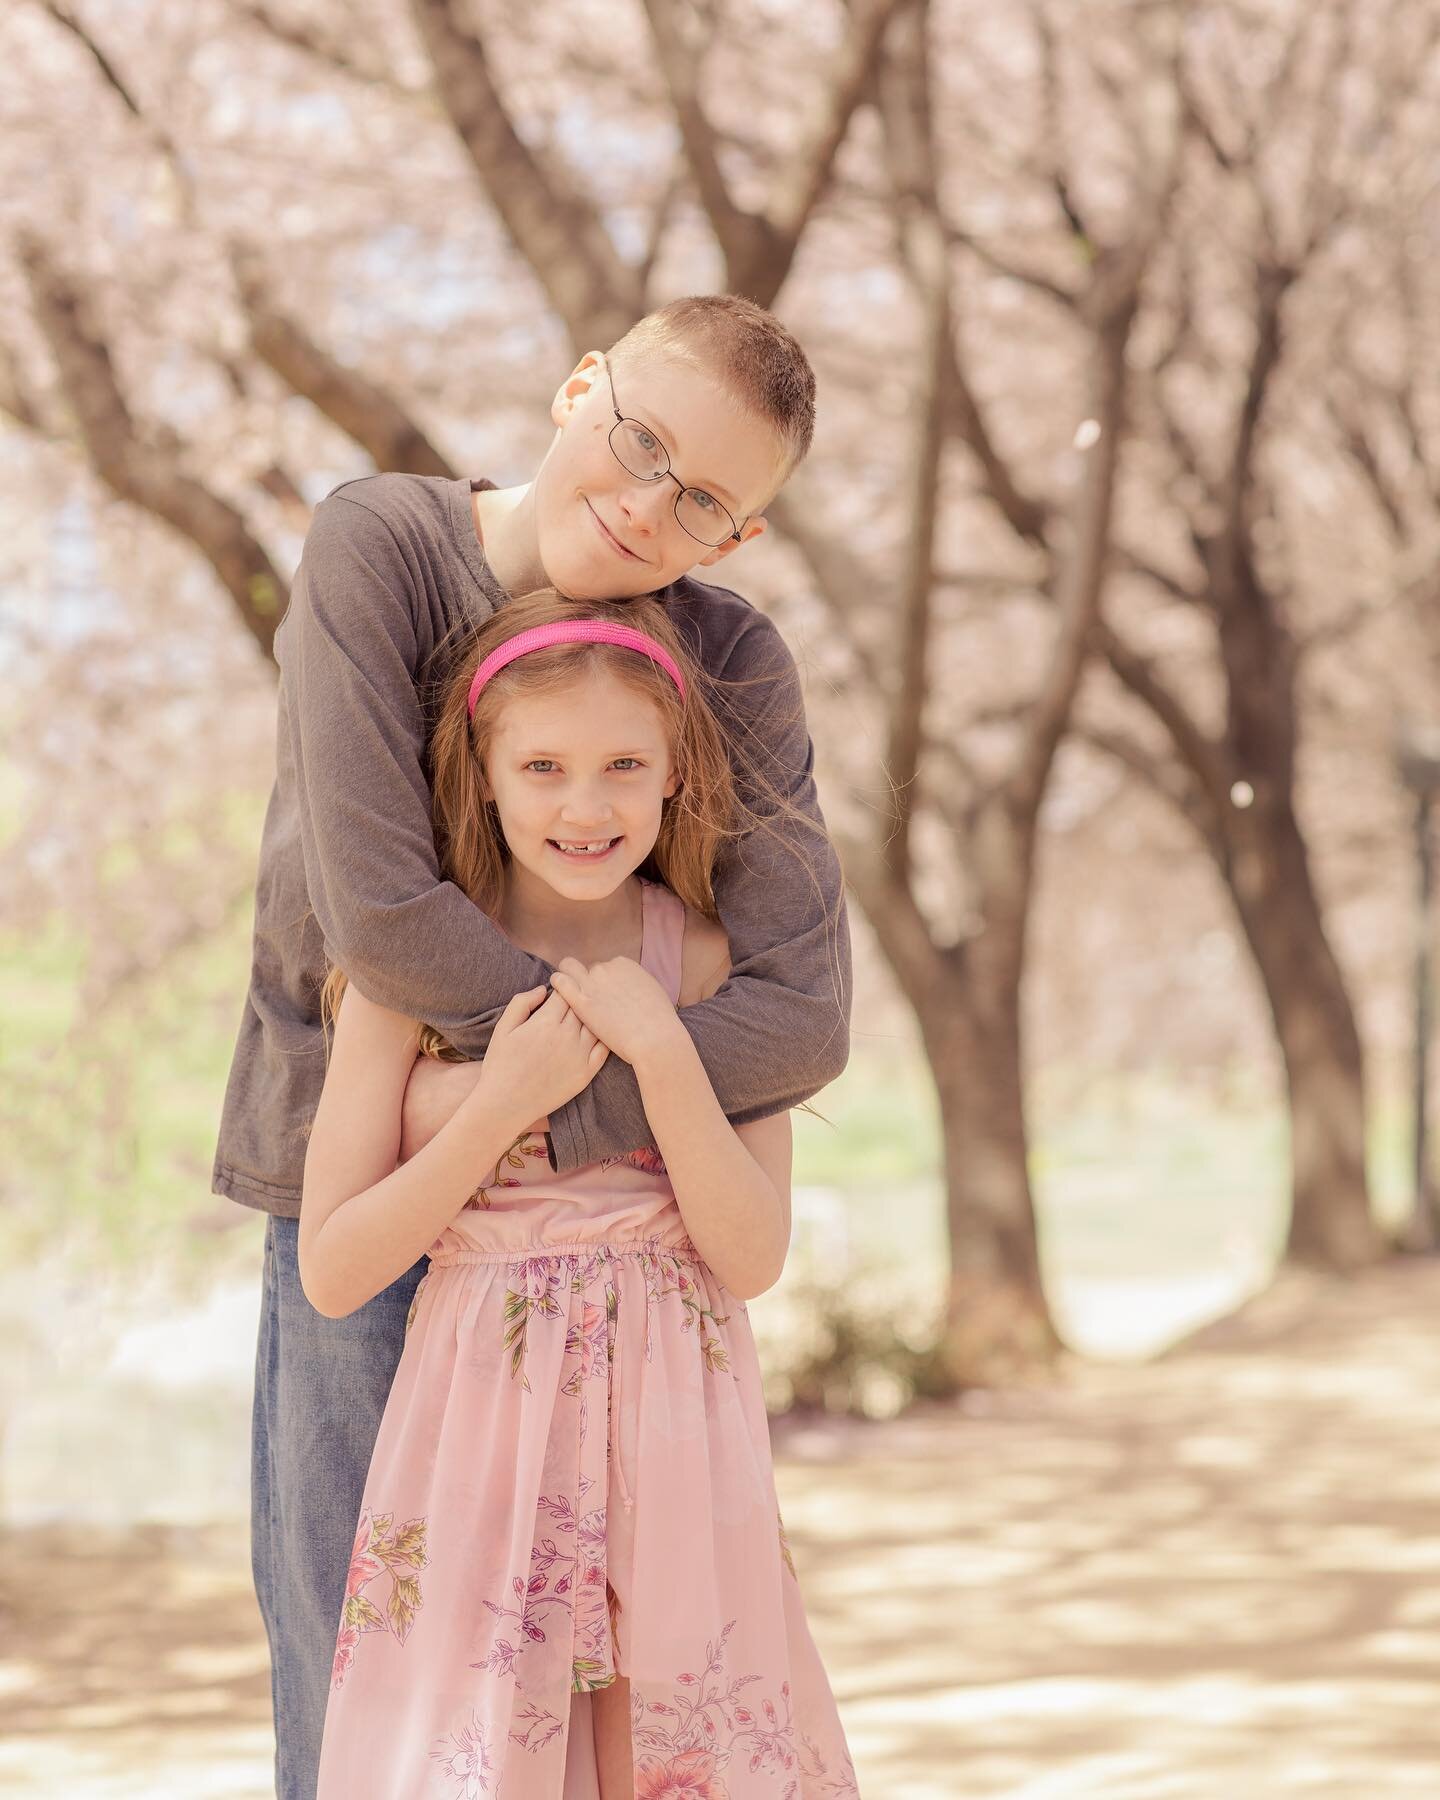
[476,985,609,1131]
[548,957,685,1073]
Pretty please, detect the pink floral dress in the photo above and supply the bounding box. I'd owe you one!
[316,879,859,1798]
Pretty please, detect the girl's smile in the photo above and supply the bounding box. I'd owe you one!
[546,834,623,862]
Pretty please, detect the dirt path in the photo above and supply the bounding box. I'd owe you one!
[5,1260,1439,1797]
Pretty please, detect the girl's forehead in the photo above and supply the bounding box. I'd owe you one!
[492,670,671,746]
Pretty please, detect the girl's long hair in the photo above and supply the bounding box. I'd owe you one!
[324,588,827,1058]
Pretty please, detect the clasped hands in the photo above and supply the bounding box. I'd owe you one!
[398,954,682,1163]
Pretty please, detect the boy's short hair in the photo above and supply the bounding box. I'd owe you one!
[609,294,816,493]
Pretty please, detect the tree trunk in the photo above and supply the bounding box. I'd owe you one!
[915,958,1061,1383]
[1226,798,1384,1269]
[1206,526,1384,1270]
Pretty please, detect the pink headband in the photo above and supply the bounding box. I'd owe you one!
[467,620,687,718]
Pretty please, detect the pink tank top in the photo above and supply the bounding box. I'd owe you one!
[427,879,695,1265]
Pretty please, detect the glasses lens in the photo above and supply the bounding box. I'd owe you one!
[611,420,667,481]
[676,489,737,547]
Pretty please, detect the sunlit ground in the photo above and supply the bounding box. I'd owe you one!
[5,1258,1440,1796]
[1,910,1430,1794]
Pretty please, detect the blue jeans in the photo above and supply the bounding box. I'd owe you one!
[250,1215,427,1800]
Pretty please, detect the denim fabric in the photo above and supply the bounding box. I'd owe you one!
[250,1215,426,1799]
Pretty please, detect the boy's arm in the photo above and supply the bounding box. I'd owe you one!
[547,611,852,1171]
[285,492,549,1046]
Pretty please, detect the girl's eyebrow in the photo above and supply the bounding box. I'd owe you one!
[518,747,656,758]
[633,406,739,510]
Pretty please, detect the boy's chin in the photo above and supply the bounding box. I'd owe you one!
[545,560,678,602]
[541,527,696,599]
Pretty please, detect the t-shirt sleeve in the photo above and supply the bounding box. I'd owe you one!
[547,608,853,1170]
[283,491,547,1046]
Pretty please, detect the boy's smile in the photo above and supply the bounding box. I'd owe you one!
[583,496,648,566]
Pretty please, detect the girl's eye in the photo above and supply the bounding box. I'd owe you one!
[525,759,641,772]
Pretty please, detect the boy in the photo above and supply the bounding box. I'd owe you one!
[214,294,851,1797]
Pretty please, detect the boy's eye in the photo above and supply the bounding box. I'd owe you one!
[690,490,718,513]
[635,429,659,456]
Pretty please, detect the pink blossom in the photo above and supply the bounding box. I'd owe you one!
[634,1748,732,1799]
[330,1622,359,1689]
[345,1511,383,1599]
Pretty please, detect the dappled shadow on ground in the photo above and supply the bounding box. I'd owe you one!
[5,1261,1440,1796]
[0,1521,274,1796]
[774,1260,1440,1796]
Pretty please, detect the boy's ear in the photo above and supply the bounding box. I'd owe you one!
[697,516,767,567]
[551,351,606,427]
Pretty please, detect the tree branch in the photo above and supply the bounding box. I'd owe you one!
[223,0,427,96]
[231,248,455,477]
[407,0,640,349]
[875,0,947,883]
[1092,618,1232,833]
[1072,721,1213,842]
[640,0,905,306]
[944,224,1079,311]
[1004,11,1185,826]
[19,239,286,661]
[766,0,910,253]
[1216,258,1293,591]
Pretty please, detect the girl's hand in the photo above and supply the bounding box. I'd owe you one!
[476,985,609,1130]
[548,957,685,1072]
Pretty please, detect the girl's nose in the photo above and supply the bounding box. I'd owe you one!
[559,785,614,825]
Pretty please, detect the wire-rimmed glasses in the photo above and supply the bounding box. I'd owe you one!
[603,363,746,548]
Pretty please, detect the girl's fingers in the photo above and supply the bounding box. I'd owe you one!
[496,986,546,1033]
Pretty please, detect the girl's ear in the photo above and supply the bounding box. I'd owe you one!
[663,769,681,800]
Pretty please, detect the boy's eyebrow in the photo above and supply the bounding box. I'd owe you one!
[633,405,740,511]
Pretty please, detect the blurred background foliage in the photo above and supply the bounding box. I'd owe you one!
[0,0,1436,1430]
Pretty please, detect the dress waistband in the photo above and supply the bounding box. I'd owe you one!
[428,1238,700,1268]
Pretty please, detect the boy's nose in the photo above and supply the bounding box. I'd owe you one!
[617,479,670,536]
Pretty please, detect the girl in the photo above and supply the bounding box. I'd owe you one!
[300,591,858,1798]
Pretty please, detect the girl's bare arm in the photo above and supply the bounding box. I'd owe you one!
[299,985,534,1318]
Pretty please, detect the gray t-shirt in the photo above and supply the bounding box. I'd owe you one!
[212,473,851,1216]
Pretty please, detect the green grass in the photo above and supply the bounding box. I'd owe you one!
[0,886,1424,1303]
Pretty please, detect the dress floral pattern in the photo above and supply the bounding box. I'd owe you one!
[316,881,858,1797]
